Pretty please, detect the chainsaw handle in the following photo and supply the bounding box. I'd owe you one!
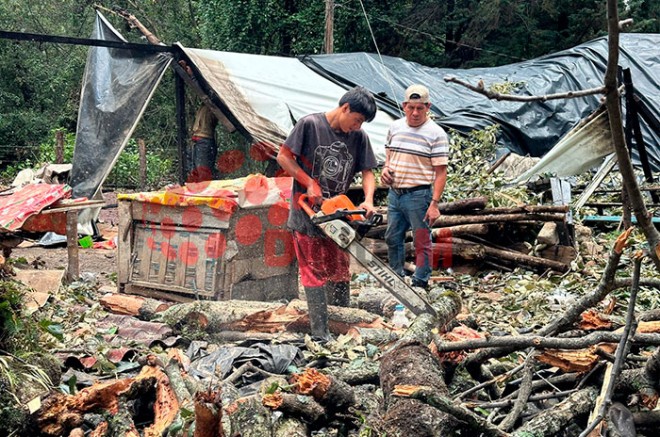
[298,194,317,218]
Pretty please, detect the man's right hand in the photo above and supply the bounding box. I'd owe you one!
[307,181,323,205]
[380,167,394,186]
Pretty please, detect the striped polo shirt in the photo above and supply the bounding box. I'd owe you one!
[385,118,449,188]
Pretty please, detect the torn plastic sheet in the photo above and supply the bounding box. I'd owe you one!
[514,110,614,182]
[189,343,303,382]
[70,11,172,200]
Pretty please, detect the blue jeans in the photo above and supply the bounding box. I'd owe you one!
[385,187,433,283]
[190,137,218,181]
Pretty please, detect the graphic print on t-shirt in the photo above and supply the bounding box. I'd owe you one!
[312,141,354,198]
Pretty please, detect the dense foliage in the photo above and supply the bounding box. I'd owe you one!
[0,0,657,184]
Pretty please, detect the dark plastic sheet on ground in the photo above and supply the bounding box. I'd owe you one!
[303,33,660,169]
[69,12,172,199]
[189,343,303,382]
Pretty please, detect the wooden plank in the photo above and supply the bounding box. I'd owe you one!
[117,200,133,286]
[65,210,79,283]
[174,232,190,288]
[128,280,215,299]
[39,199,106,214]
[131,202,232,230]
[574,154,617,210]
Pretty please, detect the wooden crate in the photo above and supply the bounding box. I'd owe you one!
[117,199,298,302]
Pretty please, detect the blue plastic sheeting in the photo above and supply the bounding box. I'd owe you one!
[302,34,660,169]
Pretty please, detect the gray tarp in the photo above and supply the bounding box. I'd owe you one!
[303,33,660,169]
[70,12,172,199]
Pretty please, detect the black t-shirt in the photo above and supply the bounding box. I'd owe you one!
[284,112,377,236]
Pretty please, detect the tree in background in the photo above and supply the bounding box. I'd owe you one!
[0,0,656,181]
[0,1,91,167]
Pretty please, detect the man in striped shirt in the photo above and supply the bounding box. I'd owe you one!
[380,84,449,289]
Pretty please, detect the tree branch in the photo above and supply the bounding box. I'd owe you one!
[444,76,605,102]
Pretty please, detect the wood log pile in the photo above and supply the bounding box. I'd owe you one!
[362,196,575,276]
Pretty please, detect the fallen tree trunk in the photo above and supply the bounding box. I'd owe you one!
[378,341,455,436]
[157,299,387,335]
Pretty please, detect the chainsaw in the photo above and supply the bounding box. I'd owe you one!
[298,194,437,316]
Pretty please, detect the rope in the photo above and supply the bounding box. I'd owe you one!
[356,0,403,117]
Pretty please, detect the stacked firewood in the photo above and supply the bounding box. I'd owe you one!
[362,196,574,275]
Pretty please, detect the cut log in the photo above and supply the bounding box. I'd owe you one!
[368,238,486,261]
[157,300,284,332]
[437,196,489,214]
[158,299,387,335]
[290,368,356,415]
[285,299,388,335]
[393,385,507,437]
[430,223,489,237]
[326,360,380,386]
[356,286,399,316]
[347,326,400,346]
[273,417,308,437]
[194,389,224,437]
[34,363,178,437]
[432,212,566,227]
[451,238,570,272]
[99,293,172,318]
[511,386,598,436]
[380,341,454,436]
[225,396,273,437]
[262,392,325,423]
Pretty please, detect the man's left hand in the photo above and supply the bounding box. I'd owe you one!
[424,204,440,225]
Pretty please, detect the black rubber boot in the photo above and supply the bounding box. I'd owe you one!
[326,281,351,307]
[305,286,331,341]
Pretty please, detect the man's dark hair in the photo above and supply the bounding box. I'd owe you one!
[339,86,377,122]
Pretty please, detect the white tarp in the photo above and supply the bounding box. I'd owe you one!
[180,46,395,163]
[514,110,614,183]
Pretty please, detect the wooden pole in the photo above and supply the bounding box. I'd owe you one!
[55,130,64,164]
[324,0,334,54]
[66,211,79,283]
[174,68,187,185]
[138,138,147,190]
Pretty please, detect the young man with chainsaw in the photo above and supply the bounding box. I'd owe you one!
[277,86,378,340]
[380,84,449,289]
